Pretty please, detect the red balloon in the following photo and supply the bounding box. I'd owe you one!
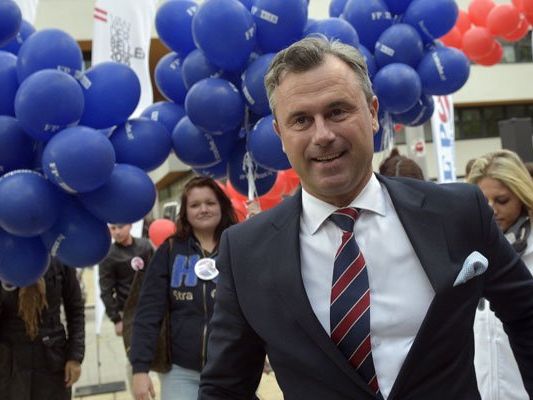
[148,218,176,247]
[281,169,300,194]
[522,0,533,14]
[487,4,521,36]
[474,41,503,66]
[440,27,463,49]
[525,11,533,25]
[231,199,247,222]
[462,27,496,60]
[263,172,287,199]
[512,0,524,11]
[468,0,495,27]
[456,9,472,34]
[258,195,282,211]
[502,16,530,41]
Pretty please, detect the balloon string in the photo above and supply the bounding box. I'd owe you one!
[243,152,258,201]
[382,112,395,153]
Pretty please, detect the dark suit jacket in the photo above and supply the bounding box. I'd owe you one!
[199,176,533,400]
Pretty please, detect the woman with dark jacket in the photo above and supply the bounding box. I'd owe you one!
[131,176,237,400]
[0,257,85,400]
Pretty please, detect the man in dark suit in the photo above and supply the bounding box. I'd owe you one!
[198,37,533,399]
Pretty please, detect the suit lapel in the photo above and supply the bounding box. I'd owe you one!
[270,192,376,397]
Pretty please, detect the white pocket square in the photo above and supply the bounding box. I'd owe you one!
[453,251,488,287]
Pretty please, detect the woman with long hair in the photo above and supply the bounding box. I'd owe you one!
[468,149,533,400]
[131,176,237,400]
[0,258,85,399]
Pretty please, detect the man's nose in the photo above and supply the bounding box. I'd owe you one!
[312,117,335,145]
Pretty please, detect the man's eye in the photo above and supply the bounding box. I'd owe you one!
[330,109,346,119]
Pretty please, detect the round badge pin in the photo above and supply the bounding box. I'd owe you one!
[131,256,145,271]
[194,258,219,280]
[1,282,17,291]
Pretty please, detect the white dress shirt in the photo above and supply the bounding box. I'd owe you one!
[300,174,435,398]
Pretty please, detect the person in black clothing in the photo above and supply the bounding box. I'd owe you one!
[99,223,153,391]
[0,257,85,400]
[99,223,153,336]
[131,176,237,400]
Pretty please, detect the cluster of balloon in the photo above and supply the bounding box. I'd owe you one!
[327,0,471,137]
[441,0,532,66]
[0,1,163,286]
[152,0,311,209]
[148,0,473,209]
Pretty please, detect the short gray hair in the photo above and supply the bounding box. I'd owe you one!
[264,36,374,115]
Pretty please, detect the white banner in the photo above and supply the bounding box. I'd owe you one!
[91,0,157,117]
[13,0,39,24]
[431,95,456,183]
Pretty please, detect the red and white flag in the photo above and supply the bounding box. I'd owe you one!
[91,0,157,117]
[13,0,39,24]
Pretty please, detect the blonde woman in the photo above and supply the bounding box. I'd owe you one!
[468,149,533,400]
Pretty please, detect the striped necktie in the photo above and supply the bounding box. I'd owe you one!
[329,207,381,396]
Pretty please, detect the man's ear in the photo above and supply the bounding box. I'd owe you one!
[273,119,286,153]
[370,96,379,134]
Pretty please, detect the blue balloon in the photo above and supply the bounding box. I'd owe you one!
[42,126,116,193]
[172,117,238,167]
[247,115,291,171]
[417,46,470,95]
[110,118,172,172]
[193,159,229,180]
[373,63,421,113]
[374,24,423,69]
[252,0,308,53]
[0,170,61,237]
[78,164,156,224]
[0,0,21,46]
[228,140,277,196]
[181,49,220,90]
[343,0,393,50]
[16,28,83,83]
[329,0,348,17]
[0,116,34,175]
[357,45,377,80]
[383,0,413,15]
[140,101,186,134]
[392,94,434,126]
[306,18,360,48]
[155,53,187,104]
[15,69,85,141]
[237,0,253,10]
[0,20,35,55]
[192,0,256,72]
[155,0,198,56]
[185,78,245,133]
[41,197,111,267]
[78,62,141,129]
[0,50,18,116]
[0,228,49,287]
[403,0,458,43]
[241,53,275,117]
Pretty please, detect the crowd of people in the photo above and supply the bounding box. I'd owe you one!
[0,36,532,400]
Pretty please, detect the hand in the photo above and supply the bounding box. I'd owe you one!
[133,373,156,400]
[64,360,81,388]
[115,320,123,336]
[245,200,261,218]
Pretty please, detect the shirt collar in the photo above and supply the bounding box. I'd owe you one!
[301,173,387,235]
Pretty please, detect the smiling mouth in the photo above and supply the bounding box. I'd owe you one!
[313,152,343,162]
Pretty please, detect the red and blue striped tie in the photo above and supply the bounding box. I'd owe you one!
[330,207,381,397]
